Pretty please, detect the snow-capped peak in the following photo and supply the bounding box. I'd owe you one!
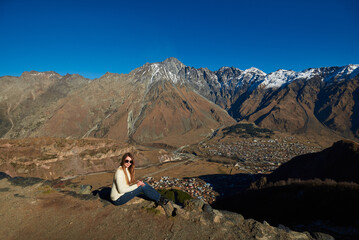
[340,64,359,77]
[321,64,359,82]
[346,64,359,72]
[261,69,297,88]
[136,60,359,90]
[218,66,231,71]
[243,67,266,76]
[139,62,182,84]
[259,64,359,89]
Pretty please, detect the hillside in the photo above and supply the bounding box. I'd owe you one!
[1,58,358,145]
[0,137,182,180]
[0,59,236,147]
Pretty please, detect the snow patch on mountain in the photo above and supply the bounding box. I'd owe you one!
[165,69,180,84]
[261,70,296,88]
[141,58,359,91]
[150,64,161,83]
[259,65,359,89]
[339,64,359,79]
[243,67,266,76]
[344,64,359,75]
[322,64,359,82]
[296,68,321,79]
[349,65,359,79]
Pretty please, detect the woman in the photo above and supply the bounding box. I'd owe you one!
[110,152,172,215]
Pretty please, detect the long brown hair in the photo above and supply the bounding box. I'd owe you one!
[120,152,136,185]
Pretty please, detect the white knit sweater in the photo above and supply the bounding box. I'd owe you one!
[110,166,138,201]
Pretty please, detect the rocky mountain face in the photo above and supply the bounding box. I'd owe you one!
[0,71,90,138]
[232,69,359,140]
[1,58,358,143]
[179,61,359,140]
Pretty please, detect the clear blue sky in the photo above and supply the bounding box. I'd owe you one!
[1,0,358,79]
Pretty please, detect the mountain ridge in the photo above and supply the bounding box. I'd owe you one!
[10,59,359,85]
[1,57,358,143]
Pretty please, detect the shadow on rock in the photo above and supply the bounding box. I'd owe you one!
[212,181,359,240]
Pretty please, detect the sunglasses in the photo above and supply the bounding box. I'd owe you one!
[125,160,133,163]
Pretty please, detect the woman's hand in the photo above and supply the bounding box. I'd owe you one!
[137,181,145,187]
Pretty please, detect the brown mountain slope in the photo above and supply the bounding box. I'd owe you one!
[0,71,90,138]
[232,77,346,141]
[2,60,235,147]
[129,80,235,146]
[2,59,358,144]
[182,64,359,141]
[315,78,359,139]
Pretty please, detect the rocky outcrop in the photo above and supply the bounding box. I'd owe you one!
[212,140,359,240]
[0,173,326,240]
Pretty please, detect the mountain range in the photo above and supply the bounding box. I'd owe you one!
[1,57,358,146]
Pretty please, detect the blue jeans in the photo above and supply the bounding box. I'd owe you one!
[112,182,161,206]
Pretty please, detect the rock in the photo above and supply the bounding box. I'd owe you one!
[239,219,313,240]
[173,206,187,218]
[221,210,244,226]
[278,224,291,232]
[161,201,174,217]
[202,204,213,213]
[171,203,186,217]
[311,232,335,240]
[14,193,26,198]
[287,231,313,240]
[78,185,92,194]
[212,209,223,223]
[184,199,205,212]
[127,197,146,205]
[0,187,10,192]
[263,220,270,226]
[9,176,44,187]
[64,190,97,200]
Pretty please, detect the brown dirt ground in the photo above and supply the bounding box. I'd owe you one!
[0,171,244,240]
